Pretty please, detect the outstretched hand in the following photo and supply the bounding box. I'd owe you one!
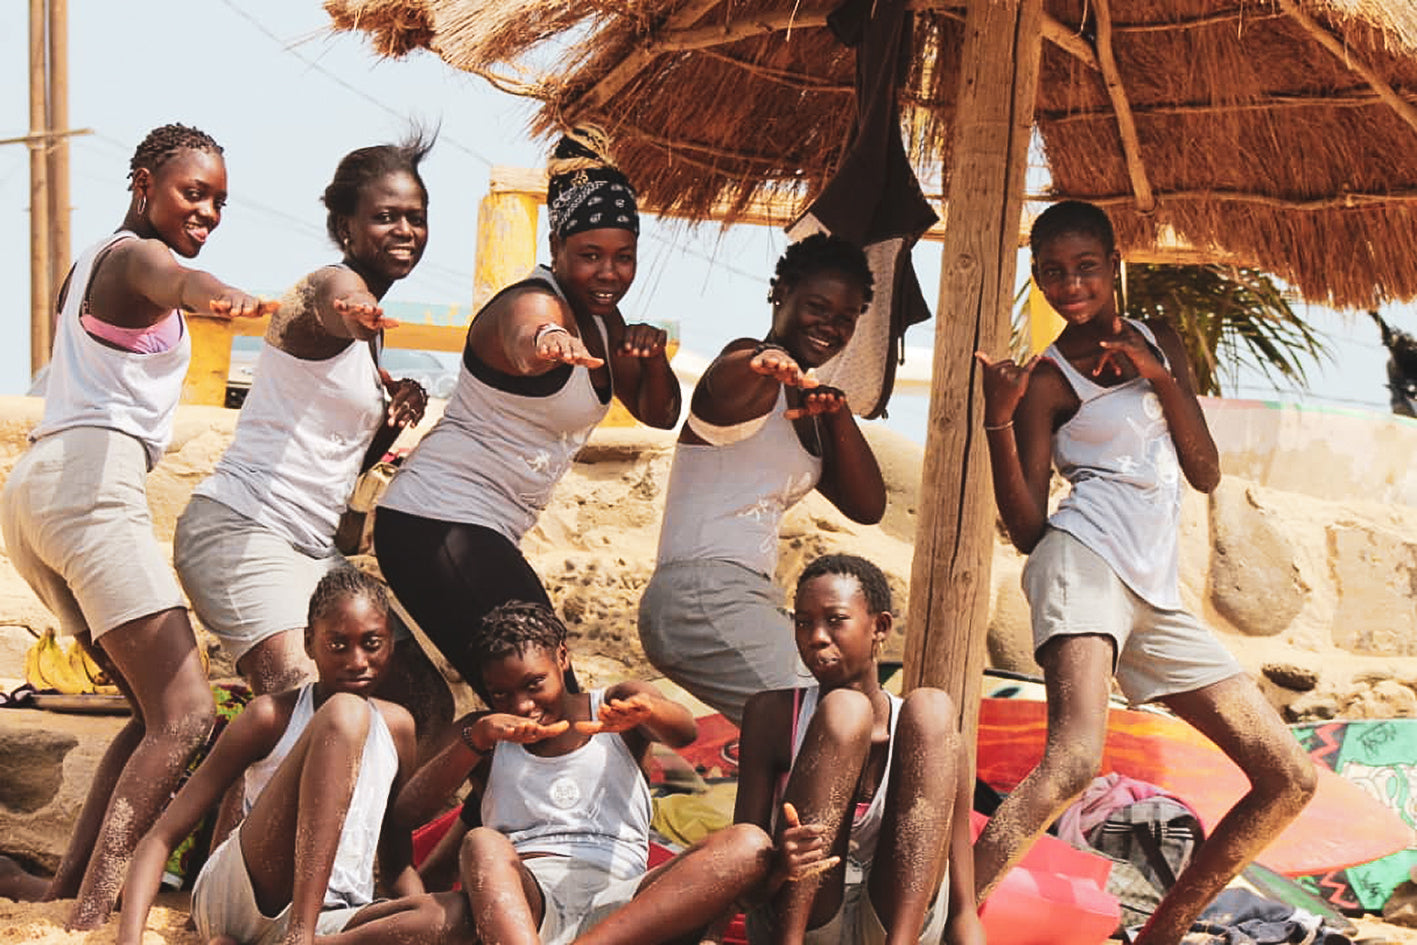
[749,347,818,390]
[618,323,668,359]
[784,385,849,420]
[469,714,570,751]
[209,294,279,320]
[778,802,838,882]
[536,327,605,368]
[973,351,1039,426]
[334,296,401,334]
[574,693,655,734]
[380,368,427,429]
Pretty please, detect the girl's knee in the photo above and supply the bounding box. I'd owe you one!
[461,826,517,868]
[1039,739,1104,801]
[713,822,774,861]
[814,688,874,740]
[897,688,957,738]
[311,691,372,740]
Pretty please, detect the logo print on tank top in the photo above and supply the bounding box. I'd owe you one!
[549,775,582,809]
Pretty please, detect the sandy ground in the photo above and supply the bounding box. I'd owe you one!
[2,895,1416,943]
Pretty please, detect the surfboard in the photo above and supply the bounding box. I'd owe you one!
[1290,719,1417,914]
[976,697,1408,877]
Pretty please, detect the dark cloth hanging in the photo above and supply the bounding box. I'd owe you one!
[788,0,937,418]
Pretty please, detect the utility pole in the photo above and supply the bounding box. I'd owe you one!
[29,0,51,376]
[47,0,70,312]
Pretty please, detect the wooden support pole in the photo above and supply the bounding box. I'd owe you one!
[904,0,1042,744]
[46,0,70,328]
[473,166,543,311]
[29,0,51,376]
[1093,0,1155,213]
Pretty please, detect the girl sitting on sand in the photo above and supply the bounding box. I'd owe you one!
[0,123,275,929]
[175,133,433,699]
[638,234,887,726]
[375,126,680,692]
[119,568,475,945]
[972,200,1317,944]
[394,600,774,945]
[734,554,983,945]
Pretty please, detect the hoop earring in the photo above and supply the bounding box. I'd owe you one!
[137,193,147,216]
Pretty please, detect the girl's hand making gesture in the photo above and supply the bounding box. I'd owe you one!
[1095,318,1168,384]
[333,296,401,337]
[776,802,838,883]
[618,323,668,359]
[575,693,655,734]
[748,345,819,389]
[465,714,571,751]
[973,352,1040,426]
[209,292,279,320]
[535,324,605,368]
[784,386,848,421]
[379,369,427,429]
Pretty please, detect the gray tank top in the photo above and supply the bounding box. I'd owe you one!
[1045,320,1183,609]
[378,267,610,541]
[655,386,822,578]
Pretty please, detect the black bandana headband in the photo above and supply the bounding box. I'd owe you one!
[546,127,640,241]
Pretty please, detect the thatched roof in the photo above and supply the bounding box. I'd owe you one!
[327,0,1417,309]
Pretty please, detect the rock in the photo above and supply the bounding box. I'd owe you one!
[1208,481,1307,637]
[987,555,1041,677]
[0,625,37,681]
[1343,679,1417,719]
[1262,661,1319,692]
[0,708,126,871]
[1327,523,1417,656]
[1284,689,1340,722]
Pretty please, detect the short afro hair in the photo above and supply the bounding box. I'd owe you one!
[769,233,874,307]
[1029,200,1117,258]
[795,553,892,615]
[306,566,389,630]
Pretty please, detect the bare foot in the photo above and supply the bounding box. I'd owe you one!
[0,855,50,902]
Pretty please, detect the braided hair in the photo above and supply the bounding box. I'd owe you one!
[769,233,874,307]
[795,553,893,615]
[545,124,639,241]
[322,127,436,246]
[127,123,223,189]
[306,567,390,631]
[1029,200,1116,258]
[471,601,567,669]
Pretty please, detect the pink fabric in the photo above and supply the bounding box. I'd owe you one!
[81,308,182,353]
[1055,772,1165,847]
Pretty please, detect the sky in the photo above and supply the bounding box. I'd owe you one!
[0,0,1408,443]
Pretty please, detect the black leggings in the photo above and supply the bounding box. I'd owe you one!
[374,507,576,696]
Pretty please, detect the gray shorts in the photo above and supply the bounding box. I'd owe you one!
[525,856,643,945]
[748,868,949,945]
[192,826,366,945]
[1023,529,1243,704]
[174,495,346,662]
[638,559,812,726]
[0,427,186,640]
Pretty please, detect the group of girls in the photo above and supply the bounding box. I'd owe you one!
[0,115,1315,945]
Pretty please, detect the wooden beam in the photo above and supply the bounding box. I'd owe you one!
[0,127,91,147]
[568,0,736,116]
[1041,87,1417,122]
[1081,187,1417,211]
[1277,0,1417,139]
[1093,0,1155,213]
[46,0,70,337]
[906,0,1043,744]
[1041,12,1099,70]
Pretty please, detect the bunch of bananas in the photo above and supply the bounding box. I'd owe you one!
[24,628,119,695]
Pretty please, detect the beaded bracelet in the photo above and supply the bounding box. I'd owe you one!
[534,322,571,348]
[984,420,1014,432]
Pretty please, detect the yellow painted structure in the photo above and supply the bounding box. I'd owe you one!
[474,166,544,311]
[1027,280,1065,354]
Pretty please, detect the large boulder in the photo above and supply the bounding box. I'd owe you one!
[1208,479,1308,637]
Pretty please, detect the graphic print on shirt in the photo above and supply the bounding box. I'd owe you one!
[738,469,817,556]
[518,423,598,508]
[1114,390,1179,501]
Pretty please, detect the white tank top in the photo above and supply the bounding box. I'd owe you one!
[784,686,900,884]
[1045,320,1183,609]
[31,231,192,470]
[655,387,822,577]
[195,282,385,555]
[480,689,652,880]
[242,684,399,909]
[379,267,610,541]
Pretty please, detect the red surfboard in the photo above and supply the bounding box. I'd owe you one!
[976,697,1407,876]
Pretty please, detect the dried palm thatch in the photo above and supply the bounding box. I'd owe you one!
[327,0,1417,309]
